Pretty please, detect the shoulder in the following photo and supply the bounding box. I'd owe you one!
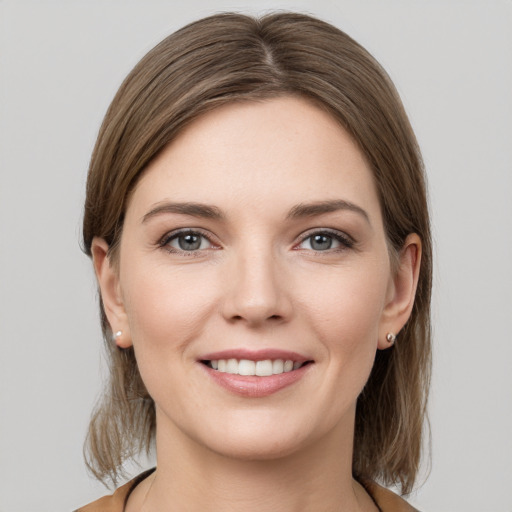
[74,469,156,512]
[365,481,420,512]
[73,484,128,512]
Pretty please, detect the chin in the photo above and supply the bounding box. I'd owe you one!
[206,431,308,462]
[190,412,330,462]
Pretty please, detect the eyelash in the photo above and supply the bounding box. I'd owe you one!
[158,229,218,257]
[295,229,355,253]
[158,228,355,256]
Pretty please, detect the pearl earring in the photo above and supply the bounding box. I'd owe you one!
[386,332,396,345]
[114,330,123,340]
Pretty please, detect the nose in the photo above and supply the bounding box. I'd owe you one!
[221,246,292,327]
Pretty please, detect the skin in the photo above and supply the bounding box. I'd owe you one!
[93,96,421,511]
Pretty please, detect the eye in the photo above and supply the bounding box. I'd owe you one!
[160,229,215,253]
[297,230,354,252]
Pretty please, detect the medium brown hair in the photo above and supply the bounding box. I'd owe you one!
[82,11,431,494]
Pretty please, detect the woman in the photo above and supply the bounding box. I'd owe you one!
[77,11,431,512]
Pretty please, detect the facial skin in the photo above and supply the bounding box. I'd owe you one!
[93,96,420,511]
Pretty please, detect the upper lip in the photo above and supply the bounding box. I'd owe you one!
[199,348,313,363]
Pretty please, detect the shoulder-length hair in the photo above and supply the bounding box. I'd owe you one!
[82,11,431,494]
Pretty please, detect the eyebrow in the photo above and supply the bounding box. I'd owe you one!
[142,202,225,223]
[285,199,370,224]
[142,199,369,224]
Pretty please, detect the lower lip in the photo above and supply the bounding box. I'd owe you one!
[200,363,312,397]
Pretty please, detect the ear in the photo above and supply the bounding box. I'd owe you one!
[91,237,132,349]
[378,233,422,350]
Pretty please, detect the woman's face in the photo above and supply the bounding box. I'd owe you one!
[98,96,411,460]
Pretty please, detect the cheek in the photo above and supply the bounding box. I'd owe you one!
[121,261,220,360]
[303,262,388,341]
[298,261,389,392]
[119,263,223,413]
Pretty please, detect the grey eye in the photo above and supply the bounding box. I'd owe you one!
[297,231,352,252]
[179,234,202,250]
[168,232,210,251]
[309,234,333,251]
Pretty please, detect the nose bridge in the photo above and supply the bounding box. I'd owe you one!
[223,237,291,325]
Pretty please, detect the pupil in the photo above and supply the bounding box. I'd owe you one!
[312,234,332,250]
[179,234,201,250]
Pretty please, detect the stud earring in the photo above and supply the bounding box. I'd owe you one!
[386,332,396,345]
[113,330,123,340]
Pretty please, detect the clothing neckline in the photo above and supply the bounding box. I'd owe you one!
[123,467,156,510]
[120,468,418,512]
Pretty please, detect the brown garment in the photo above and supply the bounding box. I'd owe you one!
[75,469,419,512]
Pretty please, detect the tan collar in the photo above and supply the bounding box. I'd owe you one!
[363,481,419,512]
[75,469,155,512]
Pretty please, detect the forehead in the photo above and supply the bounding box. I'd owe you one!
[128,96,381,221]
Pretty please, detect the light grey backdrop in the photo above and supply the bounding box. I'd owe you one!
[1,1,511,511]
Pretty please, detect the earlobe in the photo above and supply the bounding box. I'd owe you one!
[91,237,132,349]
[378,233,422,350]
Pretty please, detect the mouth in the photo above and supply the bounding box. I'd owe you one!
[198,350,314,397]
[201,358,313,376]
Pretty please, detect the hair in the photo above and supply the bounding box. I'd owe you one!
[82,11,432,494]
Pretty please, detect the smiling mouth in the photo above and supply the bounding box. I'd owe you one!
[201,359,313,376]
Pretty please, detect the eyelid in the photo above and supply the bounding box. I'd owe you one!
[294,228,355,250]
[158,228,220,254]
[156,227,355,255]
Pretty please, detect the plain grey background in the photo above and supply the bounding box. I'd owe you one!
[1,1,511,511]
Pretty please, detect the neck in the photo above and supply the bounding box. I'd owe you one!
[131,408,376,512]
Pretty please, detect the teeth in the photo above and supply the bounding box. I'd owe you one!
[209,358,303,376]
[272,359,284,374]
[255,360,273,376]
[226,358,238,374]
[238,359,256,375]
